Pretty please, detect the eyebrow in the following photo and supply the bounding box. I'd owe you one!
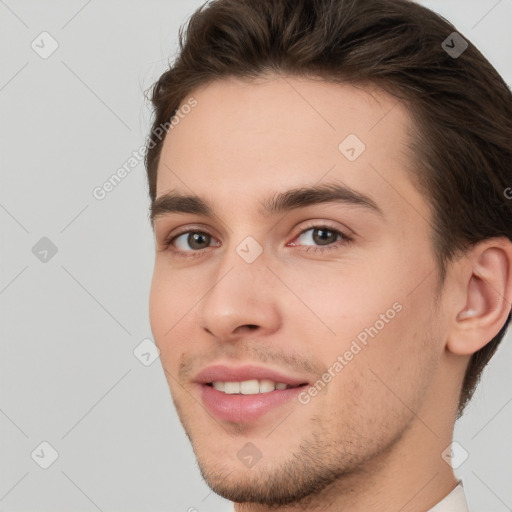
[150,182,384,226]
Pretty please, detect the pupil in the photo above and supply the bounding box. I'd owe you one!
[313,228,336,245]
[189,232,209,249]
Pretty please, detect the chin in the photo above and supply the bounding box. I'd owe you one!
[190,434,360,508]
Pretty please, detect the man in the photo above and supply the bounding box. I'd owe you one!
[145,0,512,510]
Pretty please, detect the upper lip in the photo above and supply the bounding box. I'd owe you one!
[194,364,310,387]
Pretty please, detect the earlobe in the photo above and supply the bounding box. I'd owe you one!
[447,240,512,356]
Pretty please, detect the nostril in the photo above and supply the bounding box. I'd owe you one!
[246,324,258,330]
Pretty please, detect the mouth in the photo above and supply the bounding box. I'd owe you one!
[206,379,304,394]
[195,365,310,424]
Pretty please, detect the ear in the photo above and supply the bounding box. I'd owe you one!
[447,238,512,356]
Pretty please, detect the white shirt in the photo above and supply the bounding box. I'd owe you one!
[429,483,469,511]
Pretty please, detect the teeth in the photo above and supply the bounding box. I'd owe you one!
[212,381,225,391]
[224,381,240,394]
[259,379,276,393]
[211,379,293,394]
[240,379,260,395]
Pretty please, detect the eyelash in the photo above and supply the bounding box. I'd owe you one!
[162,223,353,259]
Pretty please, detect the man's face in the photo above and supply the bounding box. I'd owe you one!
[149,75,447,505]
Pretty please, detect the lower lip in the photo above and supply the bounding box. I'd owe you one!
[199,384,306,423]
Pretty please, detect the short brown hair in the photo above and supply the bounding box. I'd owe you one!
[144,0,512,415]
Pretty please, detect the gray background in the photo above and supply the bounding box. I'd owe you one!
[0,1,511,511]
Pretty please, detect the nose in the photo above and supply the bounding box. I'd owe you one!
[197,248,282,342]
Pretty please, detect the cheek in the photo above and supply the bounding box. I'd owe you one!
[301,306,440,452]
[149,264,209,373]
[321,285,439,430]
[148,265,188,353]
[149,262,196,330]
[288,244,440,397]
[148,270,169,342]
[282,257,402,346]
[149,277,185,398]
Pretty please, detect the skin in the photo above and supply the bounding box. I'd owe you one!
[148,74,512,511]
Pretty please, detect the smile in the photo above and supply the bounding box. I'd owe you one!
[208,379,299,394]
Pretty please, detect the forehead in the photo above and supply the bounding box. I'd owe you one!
[155,74,426,224]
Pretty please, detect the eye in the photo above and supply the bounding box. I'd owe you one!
[171,231,218,253]
[290,225,353,251]
[161,223,352,258]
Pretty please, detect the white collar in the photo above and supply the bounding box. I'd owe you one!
[428,482,469,511]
